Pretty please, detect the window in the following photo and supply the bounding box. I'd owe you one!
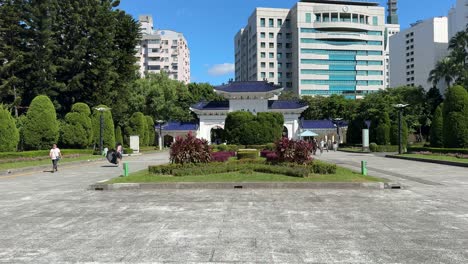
[261,42,266,48]
[277,53,283,59]
[261,62,266,68]
[286,43,292,49]
[261,72,266,78]
[269,62,274,68]
[278,72,283,78]
[260,32,265,38]
[269,52,274,58]
[306,13,312,23]
[285,19,291,28]
[260,18,265,27]
[269,72,274,78]
[278,62,282,68]
[269,18,274,27]
[277,19,283,27]
[372,16,378,26]
[260,52,266,58]
[269,42,274,48]
[286,72,292,78]
[278,33,283,39]
[286,63,291,68]
[277,43,283,49]
[286,53,292,59]
[286,33,291,39]
[286,82,292,88]
[269,32,274,38]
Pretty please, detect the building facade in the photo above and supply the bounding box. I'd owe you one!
[384,0,400,88]
[136,15,190,83]
[448,0,468,40]
[235,0,386,99]
[389,17,449,91]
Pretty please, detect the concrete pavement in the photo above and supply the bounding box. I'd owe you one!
[0,150,467,263]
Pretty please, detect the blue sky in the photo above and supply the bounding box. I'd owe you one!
[119,0,456,85]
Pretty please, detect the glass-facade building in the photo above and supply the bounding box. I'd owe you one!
[235,0,386,99]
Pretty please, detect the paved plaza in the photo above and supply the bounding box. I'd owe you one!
[0,151,467,263]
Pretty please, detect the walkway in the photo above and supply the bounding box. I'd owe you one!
[0,151,467,263]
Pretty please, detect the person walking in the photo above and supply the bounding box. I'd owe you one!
[49,144,62,173]
[320,139,325,154]
[116,143,123,166]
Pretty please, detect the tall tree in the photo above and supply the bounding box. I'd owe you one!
[442,85,468,148]
[430,104,444,147]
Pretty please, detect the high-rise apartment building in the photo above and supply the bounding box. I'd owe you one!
[384,0,400,88]
[448,0,468,40]
[235,0,386,99]
[389,17,449,91]
[136,15,190,84]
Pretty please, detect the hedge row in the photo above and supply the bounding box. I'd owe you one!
[237,150,259,160]
[148,159,337,177]
[369,143,399,152]
[212,144,275,152]
[0,149,94,159]
[407,147,468,155]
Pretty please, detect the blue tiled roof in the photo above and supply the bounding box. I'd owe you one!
[191,101,229,110]
[301,120,348,129]
[162,121,198,131]
[268,100,308,109]
[215,81,282,93]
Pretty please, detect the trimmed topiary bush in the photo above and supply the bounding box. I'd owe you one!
[170,132,211,164]
[224,111,283,145]
[125,112,147,147]
[0,105,20,152]
[146,116,155,146]
[443,85,468,148]
[430,104,443,147]
[22,95,59,150]
[91,105,115,149]
[369,143,378,152]
[61,103,93,148]
[115,126,123,146]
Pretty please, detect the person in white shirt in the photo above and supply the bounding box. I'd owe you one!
[49,144,62,172]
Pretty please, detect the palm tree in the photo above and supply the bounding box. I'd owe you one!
[428,57,457,88]
[449,30,468,67]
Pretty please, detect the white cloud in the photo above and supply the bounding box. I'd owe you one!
[207,63,235,76]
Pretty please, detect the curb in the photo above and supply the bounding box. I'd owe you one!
[385,155,468,168]
[89,181,395,191]
[338,150,372,154]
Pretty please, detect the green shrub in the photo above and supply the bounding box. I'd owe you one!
[390,117,408,146]
[430,104,444,147]
[237,150,259,159]
[146,116,155,146]
[0,149,93,160]
[22,95,59,150]
[115,126,123,145]
[369,143,378,152]
[0,105,20,152]
[61,103,93,148]
[224,111,283,145]
[91,105,115,149]
[124,112,147,147]
[123,148,133,154]
[443,85,468,148]
[311,160,337,174]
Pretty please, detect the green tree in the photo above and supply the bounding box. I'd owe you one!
[145,116,155,146]
[124,112,147,147]
[224,111,283,145]
[428,57,457,88]
[92,105,115,149]
[0,104,20,151]
[224,111,255,144]
[390,117,408,146]
[374,112,391,145]
[430,104,444,147]
[22,95,59,150]
[60,103,93,148]
[442,85,468,148]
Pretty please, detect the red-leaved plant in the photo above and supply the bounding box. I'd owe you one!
[170,132,212,164]
[274,137,313,165]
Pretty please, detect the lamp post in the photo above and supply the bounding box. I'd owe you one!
[155,120,165,150]
[94,106,111,155]
[393,104,409,154]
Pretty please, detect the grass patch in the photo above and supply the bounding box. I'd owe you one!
[107,166,383,184]
[400,154,468,164]
[0,155,102,170]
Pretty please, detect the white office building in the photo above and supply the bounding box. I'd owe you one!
[389,17,449,91]
[384,0,400,88]
[136,15,190,84]
[235,0,386,99]
[448,0,468,40]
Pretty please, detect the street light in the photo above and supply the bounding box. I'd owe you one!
[94,106,111,155]
[393,104,409,154]
[155,120,165,150]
